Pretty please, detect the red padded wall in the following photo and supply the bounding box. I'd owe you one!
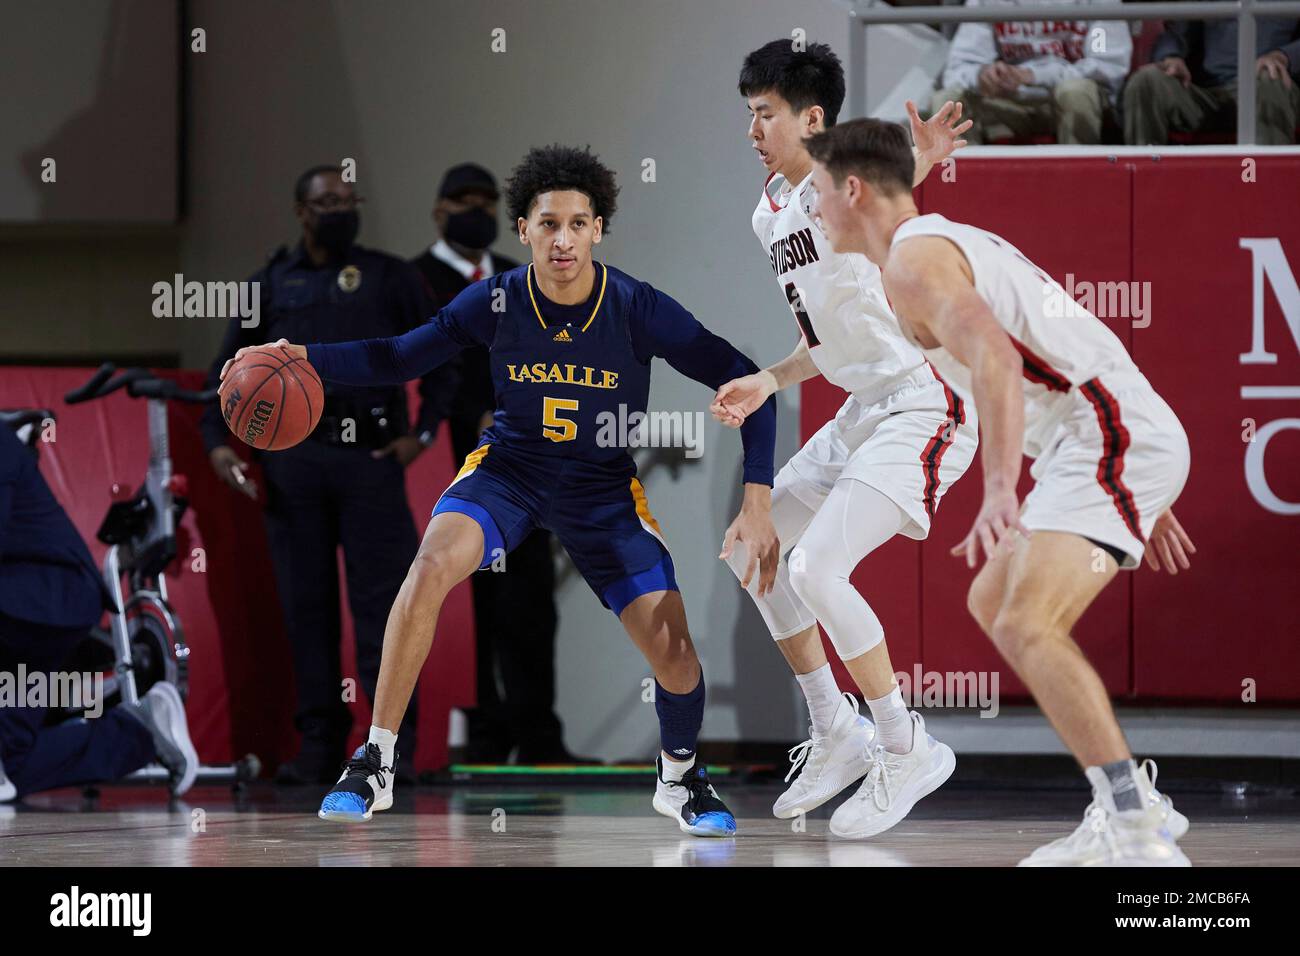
[802,154,1300,705]
[1129,158,1300,700]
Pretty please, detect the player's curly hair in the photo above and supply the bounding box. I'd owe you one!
[504,144,620,232]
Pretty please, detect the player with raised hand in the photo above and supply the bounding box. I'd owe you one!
[803,117,1193,865]
[711,39,976,839]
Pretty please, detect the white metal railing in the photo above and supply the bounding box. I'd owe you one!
[841,1,1300,144]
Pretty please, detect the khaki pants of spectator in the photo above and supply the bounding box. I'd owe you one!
[931,78,1105,144]
[1124,66,1300,145]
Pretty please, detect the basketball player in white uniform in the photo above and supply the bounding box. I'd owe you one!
[800,117,1195,865]
[710,40,978,839]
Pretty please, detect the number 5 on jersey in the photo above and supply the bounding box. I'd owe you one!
[543,396,579,442]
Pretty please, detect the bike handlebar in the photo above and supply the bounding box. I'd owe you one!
[64,363,117,404]
[65,364,217,406]
[130,379,218,403]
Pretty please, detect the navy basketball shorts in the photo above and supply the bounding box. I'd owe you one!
[431,440,677,616]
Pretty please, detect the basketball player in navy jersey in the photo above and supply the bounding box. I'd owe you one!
[224,145,779,836]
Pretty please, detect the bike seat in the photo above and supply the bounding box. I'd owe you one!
[0,408,55,448]
[0,408,55,431]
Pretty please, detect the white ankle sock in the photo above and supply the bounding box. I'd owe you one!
[866,685,912,754]
[368,726,398,768]
[795,663,842,736]
[660,753,695,782]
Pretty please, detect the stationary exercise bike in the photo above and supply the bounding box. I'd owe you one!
[60,364,260,790]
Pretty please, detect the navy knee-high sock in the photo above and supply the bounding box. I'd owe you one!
[654,673,705,762]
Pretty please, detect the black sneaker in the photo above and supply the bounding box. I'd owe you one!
[651,757,737,837]
[317,743,395,823]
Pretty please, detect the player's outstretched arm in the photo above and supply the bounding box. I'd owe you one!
[634,283,776,487]
[711,340,816,429]
[220,322,461,388]
[908,99,972,187]
[632,283,780,591]
[884,236,1027,568]
[222,284,497,388]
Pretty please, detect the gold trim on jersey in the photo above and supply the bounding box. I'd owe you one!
[450,443,491,486]
[526,261,607,332]
[630,477,663,539]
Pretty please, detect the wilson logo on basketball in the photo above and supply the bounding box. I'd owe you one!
[242,398,277,444]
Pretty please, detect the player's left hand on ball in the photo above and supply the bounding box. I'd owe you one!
[951,489,1028,569]
[720,507,780,596]
[1144,509,1195,575]
[908,99,971,164]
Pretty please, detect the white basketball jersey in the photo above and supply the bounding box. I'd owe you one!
[891,214,1146,457]
[752,172,931,404]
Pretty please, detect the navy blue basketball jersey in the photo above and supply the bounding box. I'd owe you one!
[308,261,776,485]
[484,262,649,464]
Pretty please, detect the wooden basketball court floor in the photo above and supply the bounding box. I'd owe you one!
[2,781,1297,866]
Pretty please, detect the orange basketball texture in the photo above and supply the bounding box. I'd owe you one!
[218,345,324,451]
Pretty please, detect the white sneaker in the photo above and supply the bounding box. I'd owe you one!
[1021,759,1190,866]
[828,712,955,839]
[0,756,14,803]
[1140,758,1189,839]
[134,681,199,795]
[774,692,875,819]
[318,743,395,822]
[1019,804,1190,867]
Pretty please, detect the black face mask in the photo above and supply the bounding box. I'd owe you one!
[313,210,359,256]
[443,208,497,250]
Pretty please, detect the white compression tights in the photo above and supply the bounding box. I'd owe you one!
[726,478,909,661]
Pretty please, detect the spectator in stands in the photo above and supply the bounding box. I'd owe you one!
[932,0,1132,144]
[1124,16,1300,145]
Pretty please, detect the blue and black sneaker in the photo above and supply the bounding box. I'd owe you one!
[317,743,394,823]
[652,756,737,837]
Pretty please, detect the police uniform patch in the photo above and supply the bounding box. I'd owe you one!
[337,265,362,292]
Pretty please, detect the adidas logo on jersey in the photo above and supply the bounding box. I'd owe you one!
[553,328,573,343]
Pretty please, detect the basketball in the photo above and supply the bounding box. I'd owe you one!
[218,344,323,451]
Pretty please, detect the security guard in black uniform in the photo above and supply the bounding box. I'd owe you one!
[202,165,447,784]
[411,163,588,764]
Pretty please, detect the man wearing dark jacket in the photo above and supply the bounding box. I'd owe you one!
[1125,14,1300,144]
[411,163,584,764]
[202,165,449,783]
[0,425,195,799]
